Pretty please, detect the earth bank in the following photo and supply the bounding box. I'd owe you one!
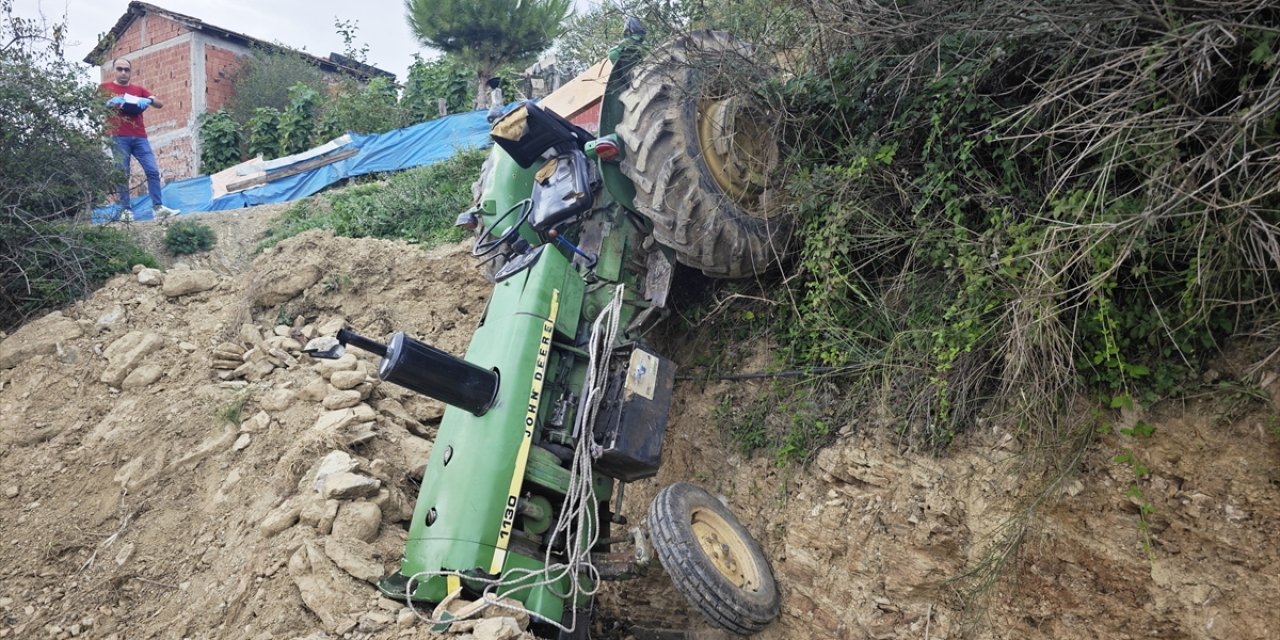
[0,211,1276,640]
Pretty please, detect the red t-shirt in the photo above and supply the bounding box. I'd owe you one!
[100,82,153,137]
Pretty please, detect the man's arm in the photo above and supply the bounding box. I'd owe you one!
[148,96,164,109]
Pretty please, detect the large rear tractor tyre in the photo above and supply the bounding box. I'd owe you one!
[648,482,780,635]
[616,31,791,279]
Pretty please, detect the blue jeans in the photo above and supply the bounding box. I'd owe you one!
[112,135,164,207]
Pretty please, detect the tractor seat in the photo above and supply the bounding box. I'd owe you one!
[490,101,595,169]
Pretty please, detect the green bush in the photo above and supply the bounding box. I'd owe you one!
[259,147,487,249]
[163,220,217,255]
[402,54,475,121]
[278,83,321,156]
[246,107,282,160]
[2,222,157,327]
[198,109,242,174]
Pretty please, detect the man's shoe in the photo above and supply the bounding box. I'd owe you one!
[119,209,134,222]
[154,205,179,220]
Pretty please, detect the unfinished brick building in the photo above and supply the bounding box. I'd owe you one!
[84,1,393,185]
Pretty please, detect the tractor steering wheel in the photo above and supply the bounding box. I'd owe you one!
[472,199,533,257]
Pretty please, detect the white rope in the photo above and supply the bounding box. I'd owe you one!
[404,284,627,634]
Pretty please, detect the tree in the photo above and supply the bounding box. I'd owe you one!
[405,0,573,109]
[402,53,475,121]
[0,0,154,329]
[225,45,327,127]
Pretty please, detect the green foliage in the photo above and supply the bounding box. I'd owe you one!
[225,46,327,127]
[2,222,157,327]
[163,220,217,255]
[405,0,573,106]
[218,388,252,425]
[402,54,475,121]
[278,83,321,155]
[333,18,370,65]
[712,382,838,468]
[246,107,281,159]
[259,147,487,249]
[318,77,405,139]
[1111,418,1158,558]
[772,1,1280,450]
[198,109,242,174]
[0,0,150,329]
[552,0,809,69]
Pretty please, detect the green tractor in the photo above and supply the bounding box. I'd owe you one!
[306,22,789,638]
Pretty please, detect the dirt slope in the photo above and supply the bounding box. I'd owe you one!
[0,210,1277,640]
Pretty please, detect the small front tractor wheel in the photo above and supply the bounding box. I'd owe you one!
[648,482,779,635]
[616,30,791,279]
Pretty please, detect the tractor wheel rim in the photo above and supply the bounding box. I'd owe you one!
[690,506,761,591]
[697,95,776,215]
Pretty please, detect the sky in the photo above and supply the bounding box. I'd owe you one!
[13,0,448,81]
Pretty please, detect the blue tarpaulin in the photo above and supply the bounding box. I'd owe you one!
[93,109,494,223]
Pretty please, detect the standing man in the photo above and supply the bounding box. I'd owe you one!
[100,58,180,221]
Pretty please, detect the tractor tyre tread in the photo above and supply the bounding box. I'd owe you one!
[648,482,779,635]
[616,30,790,279]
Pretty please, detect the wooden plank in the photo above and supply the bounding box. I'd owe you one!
[225,147,360,193]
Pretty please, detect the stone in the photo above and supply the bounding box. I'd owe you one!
[95,306,126,333]
[482,598,530,629]
[371,487,414,524]
[315,353,358,378]
[299,499,341,534]
[260,388,296,412]
[239,324,265,349]
[472,617,522,640]
[161,269,219,297]
[243,360,276,382]
[0,312,83,369]
[322,390,363,410]
[317,316,347,336]
[121,364,164,390]
[4,486,18,499]
[211,358,242,371]
[322,537,383,583]
[259,503,300,538]
[396,609,417,627]
[312,451,357,485]
[114,542,135,566]
[331,502,381,542]
[253,264,323,306]
[100,331,163,387]
[320,472,380,500]
[233,433,252,451]
[239,411,272,434]
[136,268,162,286]
[341,422,377,447]
[328,370,367,390]
[314,409,358,433]
[288,541,365,634]
[298,378,329,402]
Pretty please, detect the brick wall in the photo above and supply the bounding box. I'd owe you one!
[125,44,192,138]
[142,14,189,47]
[205,44,245,112]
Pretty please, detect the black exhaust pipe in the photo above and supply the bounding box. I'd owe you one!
[315,328,498,416]
[378,331,498,416]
